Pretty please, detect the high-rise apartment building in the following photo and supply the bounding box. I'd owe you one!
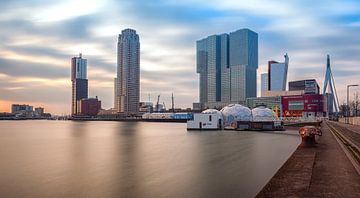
[114,29,140,115]
[268,54,289,91]
[261,73,268,96]
[196,28,258,108]
[71,53,88,115]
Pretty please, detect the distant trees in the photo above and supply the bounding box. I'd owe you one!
[340,92,360,117]
[350,92,359,117]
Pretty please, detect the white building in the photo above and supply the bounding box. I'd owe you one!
[187,109,223,130]
[268,53,289,91]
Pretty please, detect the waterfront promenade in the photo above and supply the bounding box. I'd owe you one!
[257,121,360,197]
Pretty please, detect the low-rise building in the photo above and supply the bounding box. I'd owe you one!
[282,94,325,118]
[139,102,153,113]
[289,79,319,94]
[77,97,101,116]
[34,107,44,117]
[262,90,305,97]
[246,96,282,117]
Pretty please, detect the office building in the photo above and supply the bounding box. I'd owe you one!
[114,29,140,115]
[268,54,289,91]
[11,104,33,113]
[71,53,88,115]
[261,73,268,96]
[196,28,258,109]
[77,97,101,116]
[289,79,319,94]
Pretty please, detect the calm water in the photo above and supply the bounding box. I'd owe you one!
[0,121,300,198]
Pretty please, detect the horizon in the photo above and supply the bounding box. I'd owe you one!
[1,0,360,115]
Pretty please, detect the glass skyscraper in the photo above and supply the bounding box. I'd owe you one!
[114,29,140,115]
[71,53,88,115]
[268,53,289,91]
[196,29,258,109]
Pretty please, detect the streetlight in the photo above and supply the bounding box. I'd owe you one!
[347,84,359,124]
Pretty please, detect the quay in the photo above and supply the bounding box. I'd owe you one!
[257,121,360,197]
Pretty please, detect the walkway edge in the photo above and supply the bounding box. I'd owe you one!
[327,122,360,175]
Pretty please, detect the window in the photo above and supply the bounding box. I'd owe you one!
[209,115,212,121]
[289,100,304,110]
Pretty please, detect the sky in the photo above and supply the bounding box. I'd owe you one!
[0,0,360,115]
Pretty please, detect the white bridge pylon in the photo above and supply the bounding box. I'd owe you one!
[323,55,340,114]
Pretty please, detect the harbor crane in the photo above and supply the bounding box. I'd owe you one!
[171,93,175,113]
[156,95,160,112]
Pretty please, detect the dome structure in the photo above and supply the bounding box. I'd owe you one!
[202,109,223,118]
[252,106,279,121]
[220,104,252,128]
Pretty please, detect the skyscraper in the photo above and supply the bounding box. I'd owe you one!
[229,29,258,103]
[114,29,140,115]
[71,53,88,115]
[268,53,289,91]
[261,73,268,96]
[196,28,258,108]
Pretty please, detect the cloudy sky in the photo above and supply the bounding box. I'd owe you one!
[0,0,360,114]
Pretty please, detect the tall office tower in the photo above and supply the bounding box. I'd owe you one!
[196,28,258,108]
[268,53,289,91]
[261,73,268,96]
[71,53,88,115]
[114,29,140,115]
[229,29,258,103]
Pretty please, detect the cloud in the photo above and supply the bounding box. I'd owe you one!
[0,0,360,114]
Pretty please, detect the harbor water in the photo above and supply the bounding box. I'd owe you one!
[0,120,300,197]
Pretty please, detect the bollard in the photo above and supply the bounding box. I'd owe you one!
[299,126,322,147]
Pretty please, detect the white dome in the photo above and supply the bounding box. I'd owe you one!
[202,109,223,119]
[220,104,252,127]
[252,106,279,121]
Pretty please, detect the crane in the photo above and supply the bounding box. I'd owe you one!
[171,93,175,113]
[156,95,160,112]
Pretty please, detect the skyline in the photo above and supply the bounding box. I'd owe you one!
[1,0,360,114]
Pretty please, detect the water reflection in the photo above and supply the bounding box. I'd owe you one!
[0,121,300,198]
[113,122,142,197]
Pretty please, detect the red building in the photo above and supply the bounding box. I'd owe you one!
[282,94,325,117]
[77,98,101,116]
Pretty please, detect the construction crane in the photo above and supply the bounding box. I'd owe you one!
[156,95,160,112]
[171,93,175,113]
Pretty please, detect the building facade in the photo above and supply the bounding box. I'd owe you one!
[11,104,33,113]
[71,53,88,115]
[246,96,282,117]
[261,73,268,96]
[268,53,289,91]
[115,29,140,115]
[289,79,319,94]
[196,28,258,109]
[282,94,325,117]
[77,97,101,116]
